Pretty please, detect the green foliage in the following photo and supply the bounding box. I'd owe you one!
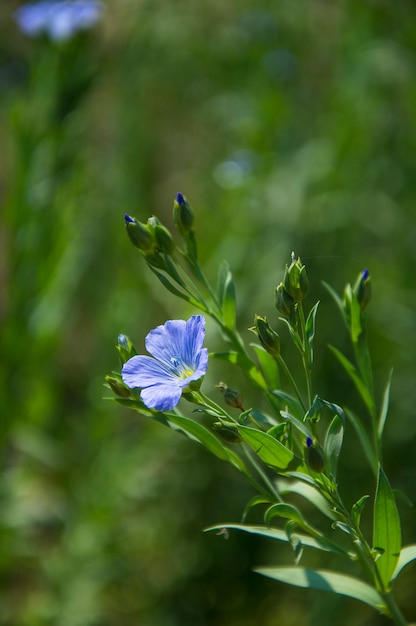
[2,1,416,625]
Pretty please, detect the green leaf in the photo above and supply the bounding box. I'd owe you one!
[322,280,345,318]
[378,368,393,440]
[217,259,230,307]
[345,408,378,476]
[285,520,304,564]
[250,343,280,389]
[324,415,344,479]
[271,390,304,421]
[220,263,237,330]
[166,413,249,477]
[280,410,312,439]
[241,496,274,522]
[351,495,370,528]
[279,317,304,351]
[210,351,267,390]
[277,479,336,520]
[148,266,198,307]
[255,567,385,612]
[328,345,375,416]
[264,503,306,527]
[373,465,401,588]
[392,544,416,581]
[237,425,302,472]
[305,301,320,365]
[204,524,338,553]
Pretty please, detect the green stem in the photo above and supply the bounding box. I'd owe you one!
[297,303,313,406]
[242,446,282,502]
[381,591,408,626]
[277,355,307,413]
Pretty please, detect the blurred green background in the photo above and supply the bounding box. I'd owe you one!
[1,1,416,624]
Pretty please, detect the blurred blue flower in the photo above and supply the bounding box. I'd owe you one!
[14,1,103,42]
[122,315,208,411]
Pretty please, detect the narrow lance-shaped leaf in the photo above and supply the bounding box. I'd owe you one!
[378,368,393,440]
[237,425,302,472]
[392,544,416,581]
[210,351,267,391]
[345,408,378,476]
[328,345,375,416]
[250,343,280,389]
[373,465,401,588]
[167,413,250,478]
[351,495,370,528]
[264,502,306,527]
[324,415,344,480]
[305,301,320,365]
[221,265,237,330]
[205,524,342,554]
[277,479,336,520]
[255,567,386,612]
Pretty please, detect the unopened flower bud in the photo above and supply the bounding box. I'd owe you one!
[173,192,194,236]
[306,437,325,473]
[212,421,243,443]
[254,315,280,357]
[275,282,296,318]
[105,374,131,398]
[124,214,154,252]
[153,222,174,255]
[216,382,244,410]
[353,268,371,311]
[283,253,309,302]
[116,334,137,364]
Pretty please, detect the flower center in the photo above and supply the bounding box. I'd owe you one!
[170,356,194,379]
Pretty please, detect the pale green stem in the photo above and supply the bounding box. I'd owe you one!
[297,303,313,407]
[277,355,307,413]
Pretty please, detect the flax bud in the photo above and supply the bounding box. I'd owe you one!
[253,315,280,357]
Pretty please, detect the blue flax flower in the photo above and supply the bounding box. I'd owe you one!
[122,315,208,411]
[14,1,103,42]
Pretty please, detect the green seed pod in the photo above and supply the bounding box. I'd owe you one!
[105,375,131,398]
[153,222,174,255]
[254,315,280,357]
[283,253,309,302]
[274,282,296,318]
[306,437,325,473]
[212,422,242,443]
[216,382,244,410]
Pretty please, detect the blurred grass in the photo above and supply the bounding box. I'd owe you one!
[1,1,416,624]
